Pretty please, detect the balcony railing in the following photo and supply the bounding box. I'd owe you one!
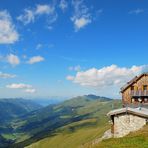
[131,90,148,97]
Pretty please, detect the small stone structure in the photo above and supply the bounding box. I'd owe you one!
[107,107,148,137]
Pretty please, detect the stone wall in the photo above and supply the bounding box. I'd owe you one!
[113,113,147,137]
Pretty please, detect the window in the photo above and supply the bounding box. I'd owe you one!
[143,85,147,91]
[131,86,134,91]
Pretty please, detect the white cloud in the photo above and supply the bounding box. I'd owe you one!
[0,10,19,44]
[6,54,20,66]
[35,4,54,15]
[25,88,36,93]
[0,72,16,78]
[6,83,36,93]
[17,9,35,25]
[71,0,92,31]
[6,83,32,89]
[129,8,144,14]
[27,56,44,64]
[59,0,68,11]
[67,64,148,89]
[74,17,91,30]
[66,75,75,81]
[69,65,81,71]
[17,4,57,26]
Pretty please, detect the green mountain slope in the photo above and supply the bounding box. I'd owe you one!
[0,98,42,124]
[12,96,122,147]
[26,119,109,148]
[94,125,148,148]
[26,120,148,148]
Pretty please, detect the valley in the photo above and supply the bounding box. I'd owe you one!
[0,95,122,147]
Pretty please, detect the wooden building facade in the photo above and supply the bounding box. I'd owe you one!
[121,73,148,106]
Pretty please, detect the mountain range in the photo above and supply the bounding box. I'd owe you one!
[0,98,42,124]
[0,95,122,147]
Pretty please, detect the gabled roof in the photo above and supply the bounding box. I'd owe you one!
[120,73,148,93]
[107,107,148,118]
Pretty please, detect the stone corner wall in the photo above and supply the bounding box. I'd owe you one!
[113,113,147,138]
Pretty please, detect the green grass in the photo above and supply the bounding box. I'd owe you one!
[2,133,30,143]
[2,134,16,140]
[26,119,109,148]
[26,119,148,148]
[94,125,148,148]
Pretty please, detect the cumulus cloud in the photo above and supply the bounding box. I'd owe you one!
[6,83,36,93]
[17,4,57,26]
[59,0,68,11]
[129,8,144,14]
[6,54,20,66]
[71,0,92,31]
[0,10,19,44]
[27,56,44,64]
[0,72,16,78]
[66,65,148,89]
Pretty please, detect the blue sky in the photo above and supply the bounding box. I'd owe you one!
[0,0,148,99]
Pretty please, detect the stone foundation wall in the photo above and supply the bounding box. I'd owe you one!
[113,113,146,137]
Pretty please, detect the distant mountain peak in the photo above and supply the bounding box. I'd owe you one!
[84,94,112,101]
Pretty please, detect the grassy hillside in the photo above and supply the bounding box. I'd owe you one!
[12,96,121,147]
[94,125,148,148]
[26,119,109,148]
[27,124,148,148]
[14,96,116,136]
[0,96,122,147]
[0,98,42,124]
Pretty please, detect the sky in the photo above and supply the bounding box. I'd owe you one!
[0,0,148,99]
